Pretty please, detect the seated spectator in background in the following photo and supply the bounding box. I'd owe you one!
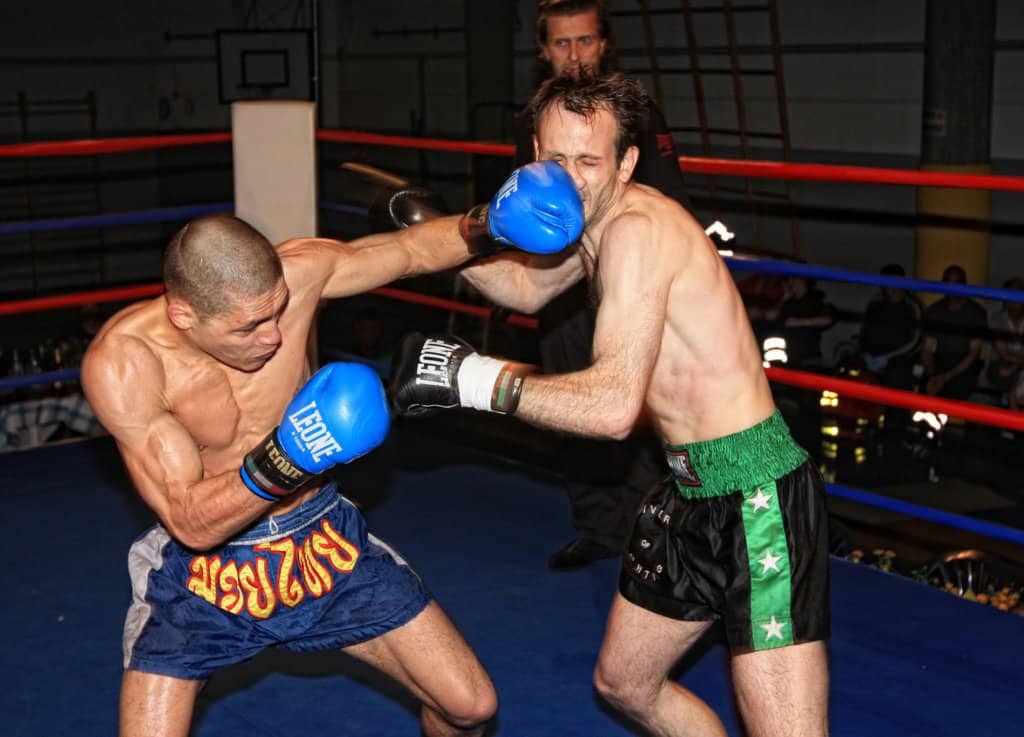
[859,263,922,390]
[738,273,785,348]
[920,264,987,400]
[985,276,1024,409]
[769,275,836,369]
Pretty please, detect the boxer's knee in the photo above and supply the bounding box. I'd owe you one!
[593,657,659,720]
[432,677,497,731]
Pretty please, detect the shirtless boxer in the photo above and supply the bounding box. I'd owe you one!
[391,74,830,737]
[81,160,583,737]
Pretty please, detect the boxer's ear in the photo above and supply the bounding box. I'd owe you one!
[618,144,639,183]
[166,296,196,331]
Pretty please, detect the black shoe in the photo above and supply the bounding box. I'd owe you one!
[547,537,618,570]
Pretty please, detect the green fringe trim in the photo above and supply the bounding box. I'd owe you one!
[664,411,808,498]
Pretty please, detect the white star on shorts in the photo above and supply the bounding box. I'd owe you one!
[747,488,772,512]
[761,616,787,641]
[758,549,782,574]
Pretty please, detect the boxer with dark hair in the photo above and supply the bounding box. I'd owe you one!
[392,73,829,737]
[82,162,582,737]
[518,0,691,571]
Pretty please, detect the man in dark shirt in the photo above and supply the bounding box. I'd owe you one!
[920,264,987,400]
[773,276,835,370]
[986,277,1024,409]
[514,0,691,569]
[859,263,922,390]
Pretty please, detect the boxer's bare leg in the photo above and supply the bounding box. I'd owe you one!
[344,602,496,736]
[731,640,829,737]
[594,593,727,737]
[120,670,202,737]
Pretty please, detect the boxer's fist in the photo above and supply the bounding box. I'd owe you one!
[460,160,583,255]
[369,185,448,232]
[340,161,449,233]
[240,363,391,501]
[390,333,534,417]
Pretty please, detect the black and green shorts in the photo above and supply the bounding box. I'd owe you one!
[619,411,830,654]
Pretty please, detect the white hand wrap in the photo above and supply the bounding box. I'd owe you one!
[457,353,506,412]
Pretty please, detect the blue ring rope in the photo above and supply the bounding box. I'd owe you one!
[828,483,1024,546]
[0,202,234,235]
[0,368,82,391]
[320,201,369,216]
[0,199,368,236]
[0,200,366,235]
[724,257,1024,304]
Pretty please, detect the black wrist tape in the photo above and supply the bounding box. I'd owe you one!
[240,430,313,498]
[460,204,499,256]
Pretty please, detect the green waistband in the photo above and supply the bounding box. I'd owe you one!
[663,411,808,498]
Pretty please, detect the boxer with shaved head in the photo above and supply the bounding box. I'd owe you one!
[83,161,582,737]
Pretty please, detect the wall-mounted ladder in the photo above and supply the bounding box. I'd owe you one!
[614,0,801,257]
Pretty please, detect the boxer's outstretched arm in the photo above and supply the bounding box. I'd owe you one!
[283,160,583,302]
[82,336,271,550]
[460,247,586,314]
[280,215,474,301]
[515,214,673,438]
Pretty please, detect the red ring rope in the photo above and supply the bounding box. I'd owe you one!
[0,284,165,316]
[678,156,1024,193]
[372,286,538,328]
[0,133,231,158]
[8,129,1024,193]
[766,366,1024,431]
[316,130,515,157]
[2,280,1019,431]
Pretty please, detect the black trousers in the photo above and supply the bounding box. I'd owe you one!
[538,282,667,551]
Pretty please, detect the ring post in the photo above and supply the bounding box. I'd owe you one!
[915,2,995,294]
[232,100,318,243]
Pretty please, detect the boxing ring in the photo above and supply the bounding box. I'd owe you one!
[2,130,1023,736]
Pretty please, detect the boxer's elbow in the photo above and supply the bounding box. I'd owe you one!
[519,284,559,316]
[595,398,643,441]
[585,366,645,441]
[163,499,226,552]
[507,291,543,316]
[164,517,221,552]
[601,412,637,441]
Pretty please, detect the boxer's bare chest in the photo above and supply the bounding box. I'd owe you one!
[163,349,310,472]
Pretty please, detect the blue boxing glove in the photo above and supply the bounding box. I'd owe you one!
[240,362,391,501]
[460,160,583,255]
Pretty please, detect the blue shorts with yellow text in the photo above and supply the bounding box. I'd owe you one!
[123,484,431,680]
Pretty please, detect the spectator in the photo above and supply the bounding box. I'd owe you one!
[859,263,922,389]
[920,264,987,400]
[512,0,690,570]
[985,277,1024,409]
[770,275,836,369]
[738,273,786,349]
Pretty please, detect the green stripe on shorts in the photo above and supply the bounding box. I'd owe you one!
[740,478,794,650]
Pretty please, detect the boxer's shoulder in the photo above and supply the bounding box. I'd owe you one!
[85,304,163,373]
[274,237,348,301]
[596,208,658,259]
[593,197,705,286]
[83,324,167,423]
[276,236,342,274]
